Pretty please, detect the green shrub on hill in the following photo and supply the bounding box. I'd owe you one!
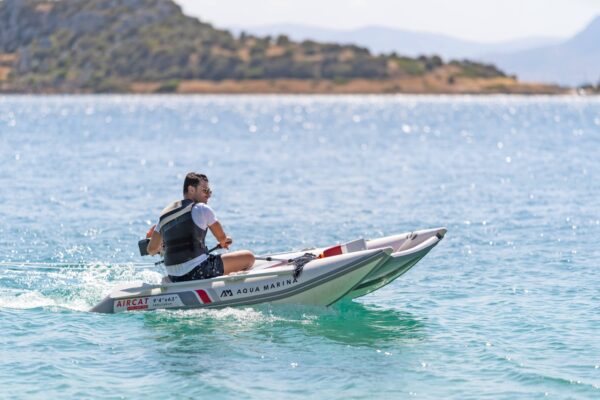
[449,60,506,78]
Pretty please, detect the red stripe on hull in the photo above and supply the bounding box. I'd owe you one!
[322,245,343,257]
[195,289,212,304]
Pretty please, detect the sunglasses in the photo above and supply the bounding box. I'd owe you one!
[197,185,212,195]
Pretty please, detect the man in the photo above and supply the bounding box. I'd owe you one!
[147,172,254,282]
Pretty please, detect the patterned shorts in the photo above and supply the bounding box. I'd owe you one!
[169,254,224,282]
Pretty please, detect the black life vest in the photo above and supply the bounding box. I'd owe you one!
[158,199,208,266]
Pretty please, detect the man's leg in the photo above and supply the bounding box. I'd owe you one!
[221,250,255,275]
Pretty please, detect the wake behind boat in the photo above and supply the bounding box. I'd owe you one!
[91,227,446,313]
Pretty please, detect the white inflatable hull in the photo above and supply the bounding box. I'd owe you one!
[90,227,446,313]
[91,248,391,313]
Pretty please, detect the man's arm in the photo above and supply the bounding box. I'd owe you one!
[209,221,232,249]
[147,230,163,255]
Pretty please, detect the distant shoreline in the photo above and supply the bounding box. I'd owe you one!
[1,77,572,95]
[141,77,569,95]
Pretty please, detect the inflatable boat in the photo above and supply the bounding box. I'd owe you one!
[90,227,446,313]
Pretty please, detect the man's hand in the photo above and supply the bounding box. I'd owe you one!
[209,221,232,250]
[220,237,233,249]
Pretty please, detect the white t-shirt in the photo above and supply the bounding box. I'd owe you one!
[157,202,218,276]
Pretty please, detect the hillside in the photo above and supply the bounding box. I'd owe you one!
[0,0,564,94]
[484,16,600,86]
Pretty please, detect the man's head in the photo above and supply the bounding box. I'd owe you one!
[183,172,212,203]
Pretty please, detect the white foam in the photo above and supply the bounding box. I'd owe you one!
[0,261,166,313]
[0,290,56,309]
[161,306,283,325]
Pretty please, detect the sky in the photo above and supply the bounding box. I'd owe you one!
[175,0,600,43]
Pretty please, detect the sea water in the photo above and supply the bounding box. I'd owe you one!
[0,95,598,399]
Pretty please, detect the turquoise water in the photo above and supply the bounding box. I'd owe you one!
[0,95,599,399]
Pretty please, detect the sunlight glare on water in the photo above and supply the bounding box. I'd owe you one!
[0,95,599,399]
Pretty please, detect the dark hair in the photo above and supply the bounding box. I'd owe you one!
[183,172,208,194]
